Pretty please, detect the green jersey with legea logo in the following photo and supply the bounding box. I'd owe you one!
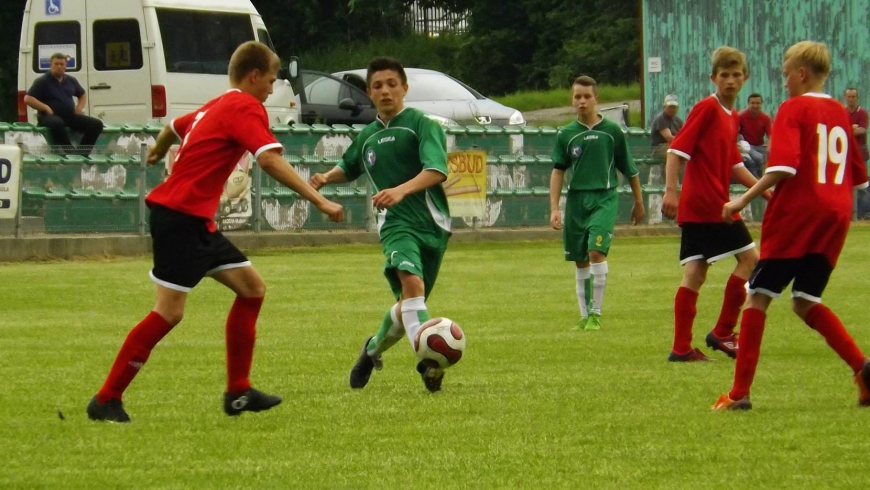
[551,117,638,191]
[339,107,451,234]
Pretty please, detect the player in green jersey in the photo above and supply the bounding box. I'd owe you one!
[550,75,644,331]
[310,57,451,392]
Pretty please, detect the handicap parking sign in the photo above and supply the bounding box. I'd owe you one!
[46,0,61,15]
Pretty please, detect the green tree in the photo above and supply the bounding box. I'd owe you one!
[457,0,638,94]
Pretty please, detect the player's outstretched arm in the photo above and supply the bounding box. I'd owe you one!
[732,165,773,201]
[661,151,685,220]
[628,174,645,225]
[258,150,344,222]
[722,171,789,223]
[309,167,349,190]
[372,169,445,209]
[147,126,178,165]
[549,169,565,230]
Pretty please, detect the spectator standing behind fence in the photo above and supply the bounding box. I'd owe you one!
[844,88,870,218]
[738,93,772,178]
[650,94,684,159]
[23,53,103,156]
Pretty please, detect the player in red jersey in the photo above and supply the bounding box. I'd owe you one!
[86,42,344,422]
[661,46,767,362]
[713,41,870,411]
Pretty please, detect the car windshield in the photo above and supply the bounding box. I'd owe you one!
[405,73,483,102]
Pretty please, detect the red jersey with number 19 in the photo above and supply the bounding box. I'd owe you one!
[146,89,283,230]
[762,93,869,266]
[668,95,744,224]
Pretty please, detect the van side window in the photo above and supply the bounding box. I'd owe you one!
[32,21,82,73]
[93,19,143,71]
[257,29,276,52]
[156,9,254,75]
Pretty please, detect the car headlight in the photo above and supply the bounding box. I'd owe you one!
[425,114,459,127]
[508,110,525,125]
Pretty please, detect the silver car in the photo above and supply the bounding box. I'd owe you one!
[333,67,525,127]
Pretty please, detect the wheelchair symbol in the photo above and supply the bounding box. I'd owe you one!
[46,0,60,15]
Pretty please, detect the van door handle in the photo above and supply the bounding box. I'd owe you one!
[90,83,111,90]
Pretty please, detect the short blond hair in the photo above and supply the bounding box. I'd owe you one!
[228,41,279,84]
[710,46,747,76]
[783,41,830,78]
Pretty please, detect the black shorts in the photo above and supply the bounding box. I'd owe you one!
[748,255,833,302]
[149,204,250,291]
[679,221,755,265]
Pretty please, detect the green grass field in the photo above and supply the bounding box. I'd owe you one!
[3,228,870,489]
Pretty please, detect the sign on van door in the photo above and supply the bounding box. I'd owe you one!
[85,0,151,124]
[46,0,62,16]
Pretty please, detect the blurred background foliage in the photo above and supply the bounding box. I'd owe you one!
[0,0,639,121]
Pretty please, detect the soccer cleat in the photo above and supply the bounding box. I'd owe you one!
[667,347,716,362]
[223,388,282,416]
[711,394,752,411]
[416,361,444,393]
[705,331,738,359]
[87,396,131,423]
[575,317,588,330]
[349,336,383,389]
[855,359,870,407]
[585,312,602,331]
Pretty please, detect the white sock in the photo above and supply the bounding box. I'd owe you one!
[401,296,428,348]
[590,261,608,315]
[575,266,591,318]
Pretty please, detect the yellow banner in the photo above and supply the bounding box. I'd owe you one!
[446,150,487,218]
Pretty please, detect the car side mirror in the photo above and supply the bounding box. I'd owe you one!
[339,97,362,116]
[280,57,298,80]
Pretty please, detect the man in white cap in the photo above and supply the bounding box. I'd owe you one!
[650,94,684,159]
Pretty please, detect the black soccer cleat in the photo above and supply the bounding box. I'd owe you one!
[856,359,870,407]
[223,388,282,416]
[416,361,444,393]
[349,336,382,389]
[87,396,131,423]
[705,331,739,359]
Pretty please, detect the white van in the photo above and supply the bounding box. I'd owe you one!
[17,0,300,125]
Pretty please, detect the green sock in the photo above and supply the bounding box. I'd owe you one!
[367,304,403,356]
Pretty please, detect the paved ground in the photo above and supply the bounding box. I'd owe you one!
[524,100,641,124]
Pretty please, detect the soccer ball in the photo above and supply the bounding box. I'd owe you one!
[414,317,466,369]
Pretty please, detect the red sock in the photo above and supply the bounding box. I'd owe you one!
[96,311,174,403]
[805,304,866,374]
[713,274,747,338]
[673,287,699,355]
[226,296,264,394]
[729,307,765,400]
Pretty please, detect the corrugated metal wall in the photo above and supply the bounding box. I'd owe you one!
[642,0,870,126]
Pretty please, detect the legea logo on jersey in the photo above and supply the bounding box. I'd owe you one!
[572,145,583,158]
[365,148,377,167]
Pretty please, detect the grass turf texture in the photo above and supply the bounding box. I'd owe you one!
[3,228,870,489]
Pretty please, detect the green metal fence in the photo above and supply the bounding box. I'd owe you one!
[5,121,764,236]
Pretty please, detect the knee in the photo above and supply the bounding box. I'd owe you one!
[791,299,814,320]
[683,273,705,290]
[737,249,759,268]
[38,115,65,130]
[159,309,184,326]
[248,281,267,298]
[400,274,425,298]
